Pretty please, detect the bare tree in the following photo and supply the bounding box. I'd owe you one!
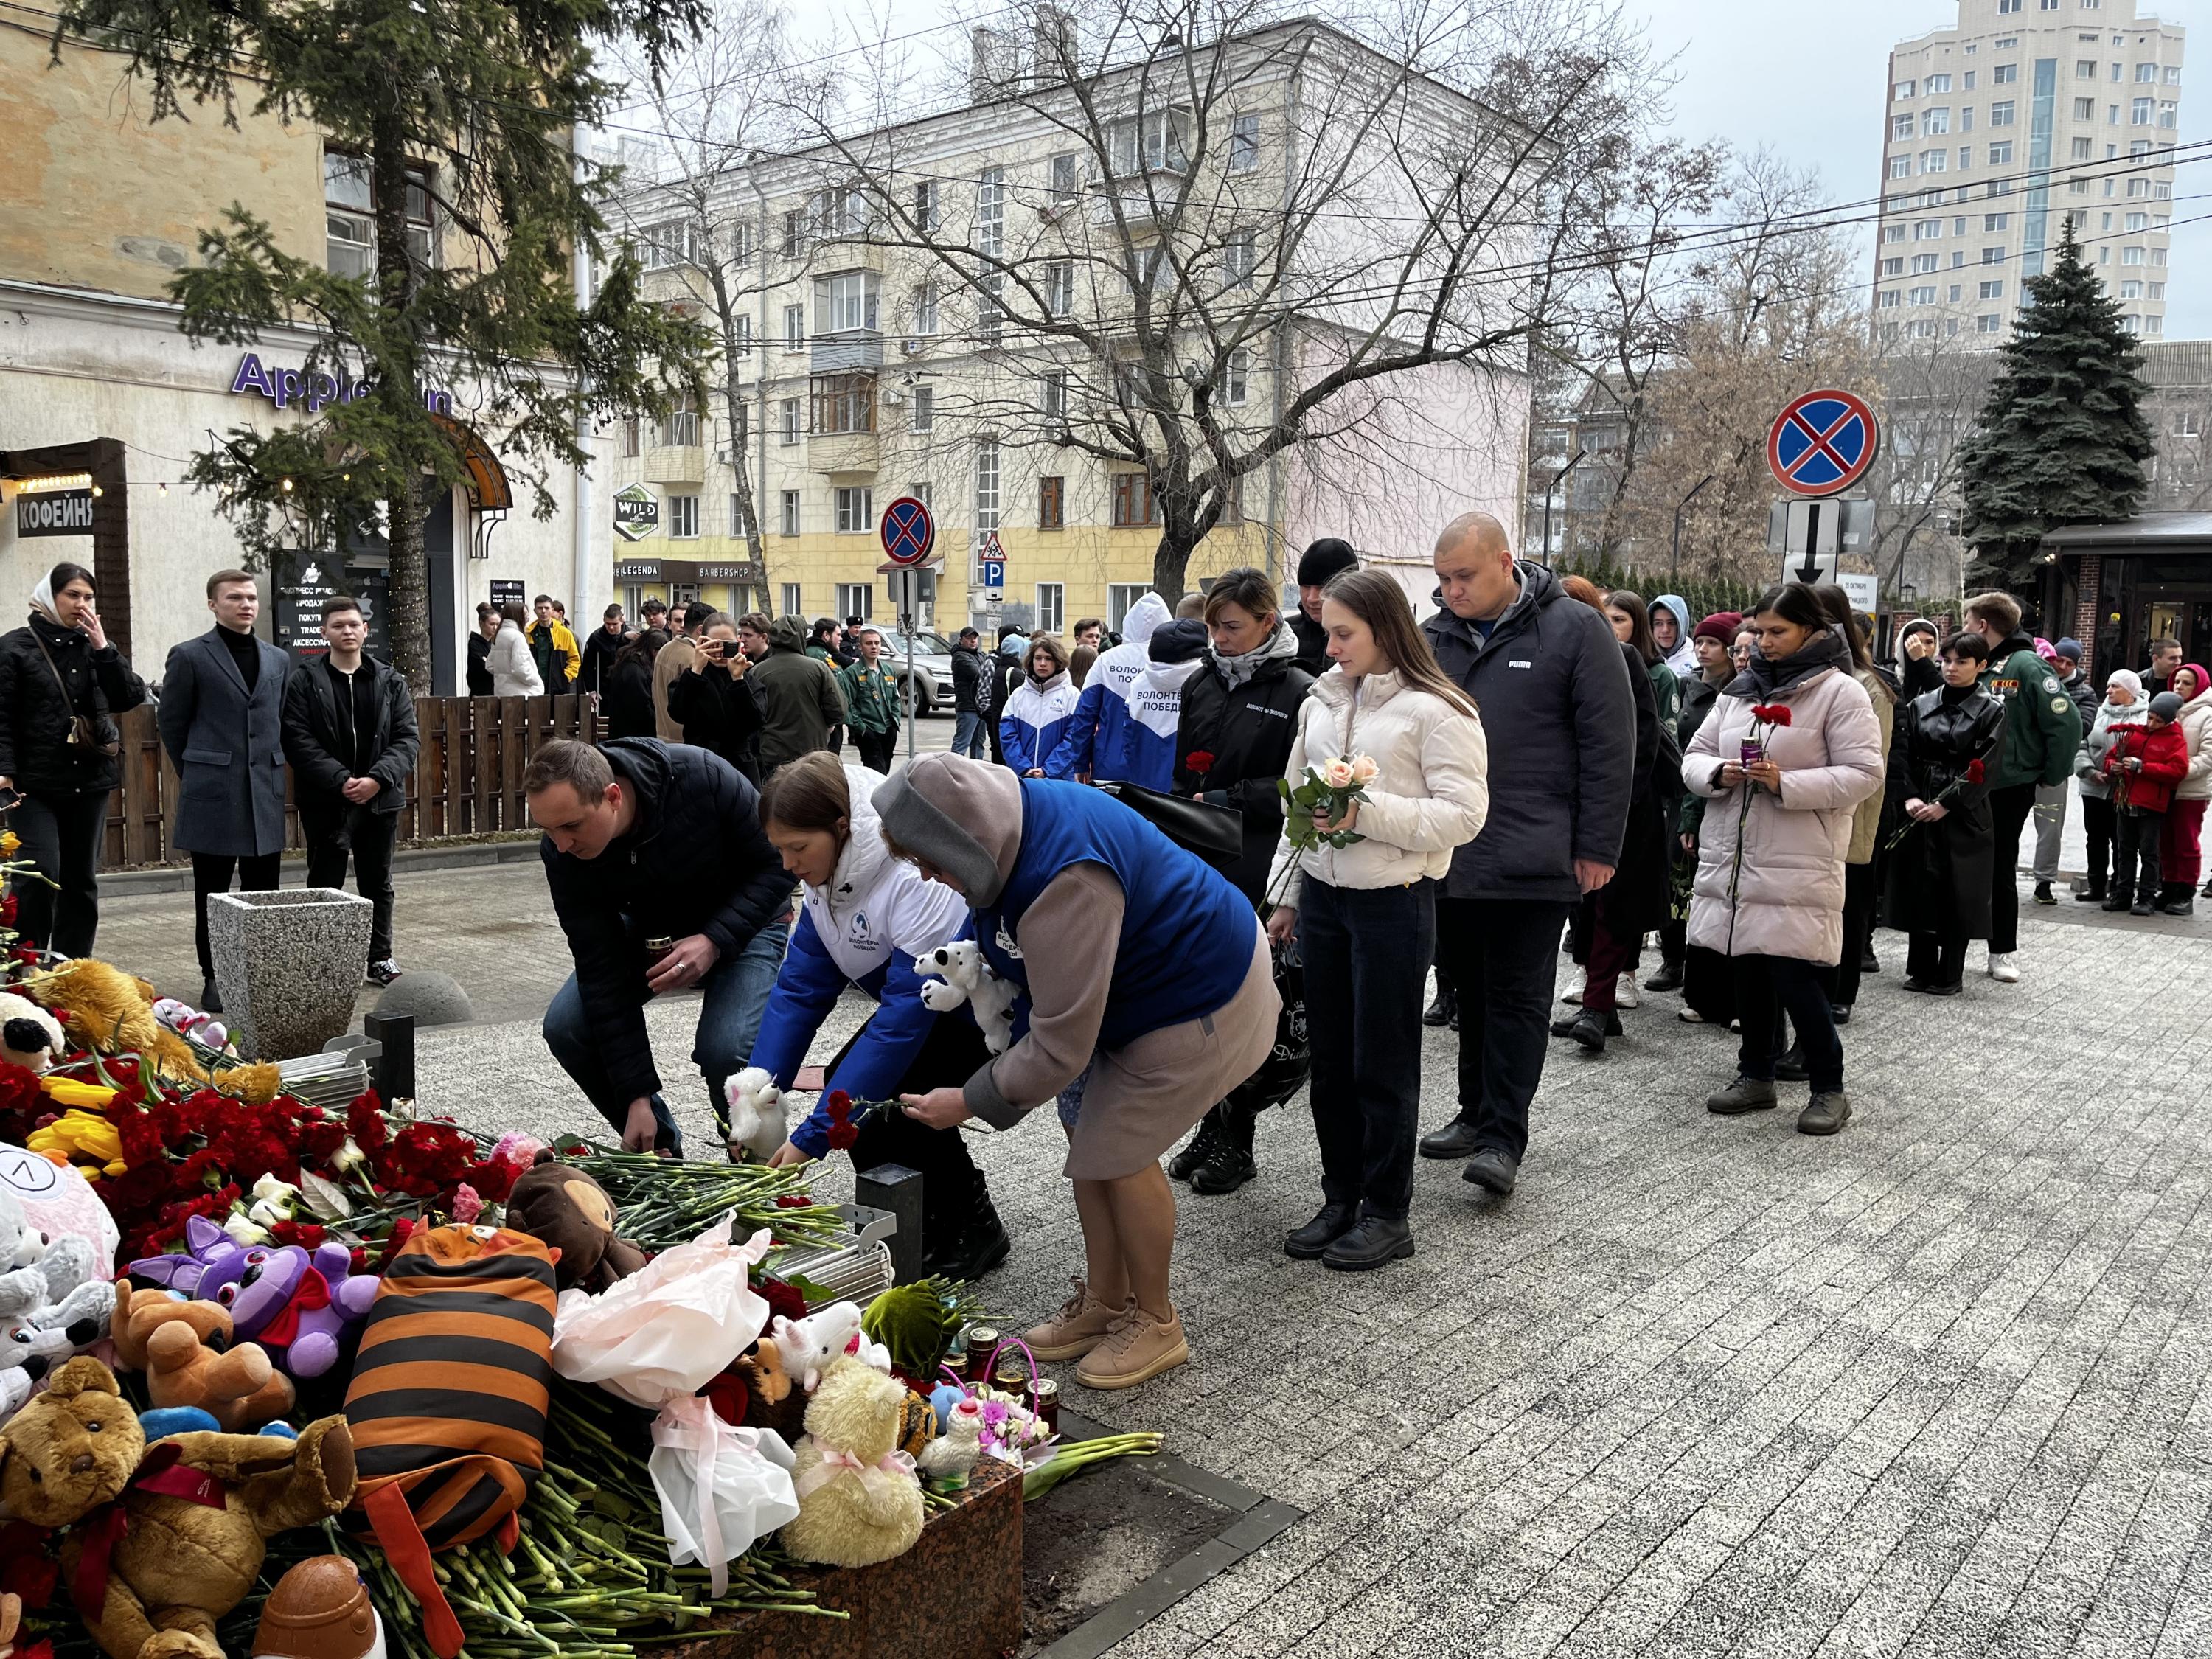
[1864,328,1994,610]
[769,0,1651,597]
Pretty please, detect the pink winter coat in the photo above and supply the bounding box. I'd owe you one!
[1682,664,1883,965]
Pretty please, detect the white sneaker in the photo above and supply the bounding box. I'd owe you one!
[1987,952,2020,984]
[1561,970,1585,1006]
[1615,973,1641,1010]
[1678,1007,1708,1024]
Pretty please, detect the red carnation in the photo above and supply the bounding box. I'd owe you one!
[0,892,17,927]
[824,1091,858,1153]
[1186,750,1217,776]
[1964,758,1986,784]
[1750,704,1793,727]
[756,1276,808,1326]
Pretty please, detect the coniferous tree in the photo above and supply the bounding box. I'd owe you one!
[54,0,714,689]
[1958,220,2154,594]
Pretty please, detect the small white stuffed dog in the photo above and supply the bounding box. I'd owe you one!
[723,1066,788,1162]
[914,941,1018,1055]
[0,993,64,1074]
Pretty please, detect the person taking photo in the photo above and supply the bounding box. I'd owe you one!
[665,612,763,783]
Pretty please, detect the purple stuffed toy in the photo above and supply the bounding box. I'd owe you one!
[128,1214,377,1377]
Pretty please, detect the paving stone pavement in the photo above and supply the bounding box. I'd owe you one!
[78,859,2212,1656]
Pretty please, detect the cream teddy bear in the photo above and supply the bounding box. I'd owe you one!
[914,941,1018,1055]
[779,1356,925,1568]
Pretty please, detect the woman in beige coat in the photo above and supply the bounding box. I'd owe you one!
[1265,571,1489,1270]
[1683,583,1882,1137]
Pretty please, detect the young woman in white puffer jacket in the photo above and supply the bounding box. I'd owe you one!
[1265,568,1489,1272]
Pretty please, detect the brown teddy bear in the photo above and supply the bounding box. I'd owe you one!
[0,1357,356,1659]
[21,960,280,1103]
[504,1155,648,1292]
[112,1288,296,1433]
[731,1335,807,1441]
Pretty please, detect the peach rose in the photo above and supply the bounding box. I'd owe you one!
[1349,754,1379,786]
[1321,758,1356,790]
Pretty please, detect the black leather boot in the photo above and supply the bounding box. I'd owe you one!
[1422,985,1456,1027]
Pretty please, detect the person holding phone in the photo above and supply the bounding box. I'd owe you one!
[666,613,763,783]
[0,562,147,959]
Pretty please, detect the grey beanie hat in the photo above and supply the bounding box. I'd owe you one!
[2150,691,2185,721]
[871,754,1020,905]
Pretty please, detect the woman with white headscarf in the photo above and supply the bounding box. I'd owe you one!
[0,563,148,956]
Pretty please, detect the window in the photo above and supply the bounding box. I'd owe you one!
[1040,370,1068,421]
[832,488,872,533]
[1218,349,1249,406]
[914,180,939,234]
[2073,136,2095,158]
[1927,74,1951,93]
[730,493,751,538]
[324,151,434,277]
[1911,252,1940,274]
[2149,282,2165,299]
[1893,80,1916,100]
[782,207,805,256]
[2074,96,2096,119]
[667,495,699,539]
[1108,109,1189,176]
[2110,104,2121,124]
[1893,114,1914,140]
[1914,219,1944,240]
[1986,179,2011,197]
[779,397,801,445]
[1921,149,1947,174]
[2078,61,2097,80]
[2121,279,2143,299]
[784,304,805,350]
[1964,71,1977,88]
[1110,472,1158,526]
[732,314,753,357]
[1984,212,2011,230]
[1990,140,2014,163]
[1049,151,1080,206]
[1034,584,1065,635]
[1949,283,1962,302]
[1038,476,1065,529]
[1046,259,1074,316]
[2166,66,2183,86]
[1983,246,2006,263]
[818,271,880,333]
[914,282,940,336]
[910,385,934,434]
[622,418,640,458]
[1996,36,2017,49]
[1923,107,1950,136]
[1994,64,2018,86]
[1952,248,1966,267]
[810,374,874,435]
[2122,245,2145,265]
[1990,100,2015,125]
[2177,410,2202,437]
[908,482,933,510]
[1881,257,1904,276]
[2126,210,2148,231]
[2136,61,2157,82]
[2127,177,2150,197]
[1883,223,1905,243]
[1997,0,2018,13]
[1879,289,1901,308]
[973,438,1000,538]
[1961,106,1975,131]
[1909,285,1938,305]
[2132,97,2153,124]
[658,392,699,448]
[833,583,872,622]
[2146,315,2163,337]
[1223,229,1256,285]
[975,167,1004,258]
[975,291,1004,347]
[639,219,698,270]
[1229,114,1260,172]
[727,220,755,265]
[1978,313,2003,333]
[2152,247,2166,266]
[2159,102,2177,128]
[1889,156,1912,180]
[2102,210,2114,229]
[779,579,801,613]
[1980,279,2004,298]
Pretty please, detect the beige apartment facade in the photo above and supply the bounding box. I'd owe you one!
[1875,0,2184,344]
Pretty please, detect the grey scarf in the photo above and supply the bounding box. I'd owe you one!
[1211,619,1301,688]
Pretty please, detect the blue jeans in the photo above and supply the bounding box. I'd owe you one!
[952,710,990,759]
[542,923,787,1153]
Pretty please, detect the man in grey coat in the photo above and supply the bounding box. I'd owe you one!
[157,568,293,1012]
[1416,514,1636,1197]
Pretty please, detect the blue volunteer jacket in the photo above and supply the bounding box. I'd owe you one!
[999,673,1080,776]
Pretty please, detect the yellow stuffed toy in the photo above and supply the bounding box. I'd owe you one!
[778,1355,925,1568]
[21,960,279,1103]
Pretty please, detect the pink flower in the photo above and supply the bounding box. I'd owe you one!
[1321,759,1355,790]
[451,1183,483,1224]
[1349,755,1379,786]
[490,1131,545,1169]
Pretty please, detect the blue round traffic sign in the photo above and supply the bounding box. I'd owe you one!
[1767,389,1879,498]
[879,495,936,566]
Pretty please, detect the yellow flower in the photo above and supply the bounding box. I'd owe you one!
[27,1109,126,1175]
[0,830,18,855]
[39,1076,116,1110]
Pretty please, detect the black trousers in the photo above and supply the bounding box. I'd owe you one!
[828,1009,991,1248]
[1301,877,1435,1221]
[1834,859,1878,1009]
[852,729,898,773]
[1733,953,1843,1093]
[11,788,109,959]
[304,804,399,964]
[2115,807,2164,904]
[192,850,283,979]
[1906,930,1967,989]
[1438,894,1573,1164]
[2082,796,2116,891]
[1988,782,2037,953]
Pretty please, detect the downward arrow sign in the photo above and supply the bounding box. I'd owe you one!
[1795,550,1825,582]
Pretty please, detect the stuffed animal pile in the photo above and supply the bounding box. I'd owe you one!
[129,1218,376,1381]
[0,1186,114,1424]
[17,959,279,1102]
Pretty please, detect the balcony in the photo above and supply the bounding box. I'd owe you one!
[810,329,885,374]
[808,431,880,476]
[644,444,705,484]
[1091,184,1186,234]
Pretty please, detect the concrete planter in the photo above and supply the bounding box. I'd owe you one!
[206,887,372,1061]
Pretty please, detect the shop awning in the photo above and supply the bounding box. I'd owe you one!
[431,411,513,512]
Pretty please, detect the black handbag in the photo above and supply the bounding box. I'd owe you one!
[1224,943,1309,1114]
[1096,780,1244,872]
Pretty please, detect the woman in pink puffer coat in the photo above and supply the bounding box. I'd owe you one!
[1683,582,1882,1138]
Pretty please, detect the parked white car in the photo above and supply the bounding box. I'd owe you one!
[870,627,958,716]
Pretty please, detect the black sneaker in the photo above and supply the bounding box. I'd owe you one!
[1422,988,1456,1028]
[2033,881,2056,906]
[2132,900,2154,917]
[1190,1144,1256,1195]
[1167,1114,1221,1182]
[366,959,403,987]
[2163,896,2196,917]
[1322,1215,1415,1272]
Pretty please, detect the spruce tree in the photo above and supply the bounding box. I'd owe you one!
[54,0,713,689]
[1958,220,2154,594]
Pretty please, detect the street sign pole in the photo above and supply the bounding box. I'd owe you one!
[877,495,936,770]
[904,577,916,767]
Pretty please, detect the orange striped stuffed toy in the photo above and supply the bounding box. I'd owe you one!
[342,1223,558,1658]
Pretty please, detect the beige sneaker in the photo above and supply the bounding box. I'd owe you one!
[1075,1304,1189,1390]
[1023,1278,1130,1361]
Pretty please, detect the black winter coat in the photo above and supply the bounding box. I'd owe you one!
[542,740,792,1107]
[280,655,420,821]
[950,647,989,714]
[1289,610,1330,676]
[466,632,494,697]
[580,627,627,696]
[1171,650,1315,907]
[665,664,763,785]
[601,655,659,741]
[987,649,1025,764]
[1422,561,1636,903]
[0,614,147,795]
[1882,686,2005,940]
[1600,641,1670,936]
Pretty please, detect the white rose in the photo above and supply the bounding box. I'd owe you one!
[223,1211,273,1247]
[1349,754,1379,786]
[1321,759,1355,790]
[250,1172,300,1216]
[331,1137,368,1174]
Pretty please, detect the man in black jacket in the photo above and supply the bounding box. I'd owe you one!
[949,627,990,759]
[528,737,792,1154]
[280,595,421,985]
[580,604,628,696]
[1416,513,1635,1197]
[1289,538,1357,675]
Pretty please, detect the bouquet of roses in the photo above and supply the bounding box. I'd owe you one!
[1266,755,1377,909]
[1885,757,1985,851]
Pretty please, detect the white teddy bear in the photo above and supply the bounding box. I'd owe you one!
[914,941,1019,1056]
[0,1190,51,1321]
[0,992,64,1075]
[723,1066,788,1163]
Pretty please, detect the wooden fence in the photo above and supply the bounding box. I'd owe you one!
[103,695,601,870]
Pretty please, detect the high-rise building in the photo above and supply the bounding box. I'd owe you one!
[1874,0,2183,344]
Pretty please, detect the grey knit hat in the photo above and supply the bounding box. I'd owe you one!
[870,754,1020,905]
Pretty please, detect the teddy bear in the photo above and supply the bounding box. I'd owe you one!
[504,1155,648,1293]
[0,1141,119,1276]
[0,1189,49,1320]
[729,1335,807,1440]
[0,1356,356,1659]
[20,959,279,1103]
[0,992,65,1074]
[112,1287,295,1433]
[914,941,1018,1055]
[722,1068,787,1164]
[777,1355,926,1568]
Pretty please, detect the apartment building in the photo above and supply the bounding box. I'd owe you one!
[610,19,1534,633]
[0,16,605,686]
[1875,0,2184,344]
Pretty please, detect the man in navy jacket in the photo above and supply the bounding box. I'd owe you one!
[1417,513,1635,1197]
[527,737,793,1154]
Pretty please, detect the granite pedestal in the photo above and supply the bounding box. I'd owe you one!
[206,887,372,1061]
